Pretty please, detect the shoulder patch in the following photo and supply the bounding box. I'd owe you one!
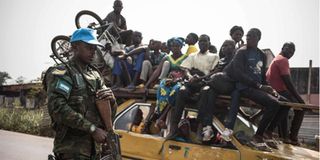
[52,68,67,76]
[55,79,72,95]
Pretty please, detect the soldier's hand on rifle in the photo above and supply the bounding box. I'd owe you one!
[96,88,115,102]
[92,127,108,143]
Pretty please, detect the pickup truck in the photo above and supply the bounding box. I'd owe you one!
[112,89,319,160]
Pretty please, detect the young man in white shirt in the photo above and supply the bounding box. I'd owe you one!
[166,34,219,140]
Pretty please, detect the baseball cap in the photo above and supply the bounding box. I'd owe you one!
[70,28,103,47]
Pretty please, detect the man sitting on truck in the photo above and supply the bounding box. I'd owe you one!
[223,28,281,145]
[265,42,305,145]
[196,39,237,141]
[112,31,145,90]
[165,34,219,140]
[139,40,166,85]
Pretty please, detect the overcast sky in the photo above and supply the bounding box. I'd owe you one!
[0,0,319,83]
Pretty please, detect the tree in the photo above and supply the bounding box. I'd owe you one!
[16,76,26,84]
[0,71,11,85]
[30,77,42,83]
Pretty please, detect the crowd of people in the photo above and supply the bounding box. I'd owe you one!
[44,0,308,159]
[105,0,305,149]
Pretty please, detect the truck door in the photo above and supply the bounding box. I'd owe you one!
[114,103,164,160]
[162,140,240,160]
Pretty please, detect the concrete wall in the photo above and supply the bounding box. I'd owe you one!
[0,95,35,108]
[26,98,35,109]
[4,97,14,108]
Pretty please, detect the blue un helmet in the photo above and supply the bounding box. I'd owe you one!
[70,28,104,47]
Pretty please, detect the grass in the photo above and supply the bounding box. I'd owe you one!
[0,107,44,135]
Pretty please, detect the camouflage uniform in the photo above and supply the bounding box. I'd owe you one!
[44,59,111,160]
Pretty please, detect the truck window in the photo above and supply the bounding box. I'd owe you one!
[114,104,150,132]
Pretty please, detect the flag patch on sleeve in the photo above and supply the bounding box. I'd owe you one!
[55,79,72,95]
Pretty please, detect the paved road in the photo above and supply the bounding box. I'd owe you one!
[0,130,53,160]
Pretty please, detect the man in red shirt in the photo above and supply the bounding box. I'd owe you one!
[265,42,305,145]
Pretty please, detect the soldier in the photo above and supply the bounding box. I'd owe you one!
[44,28,116,160]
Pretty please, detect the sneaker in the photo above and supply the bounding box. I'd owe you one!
[221,128,233,142]
[153,84,160,89]
[136,84,145,89]
[126,84,136,92]
[202,126,214,141]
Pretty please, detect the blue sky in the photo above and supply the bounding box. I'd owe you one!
[0,0,319,83]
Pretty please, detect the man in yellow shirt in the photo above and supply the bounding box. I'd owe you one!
[185,33,199,55]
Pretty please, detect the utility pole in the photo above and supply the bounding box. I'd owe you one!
[307,60,312,104]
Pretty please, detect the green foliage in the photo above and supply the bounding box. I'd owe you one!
[0,71,11,85]
[26,84,44,98]
[0,108,43,135]
[15,76,25,84]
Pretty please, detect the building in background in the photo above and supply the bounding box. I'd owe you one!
[0,83,46,108]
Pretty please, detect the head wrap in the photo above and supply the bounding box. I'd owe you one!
[167,37,185,49]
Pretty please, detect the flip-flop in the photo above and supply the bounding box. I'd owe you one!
[265,139,279,149]
[248,141,272,152]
